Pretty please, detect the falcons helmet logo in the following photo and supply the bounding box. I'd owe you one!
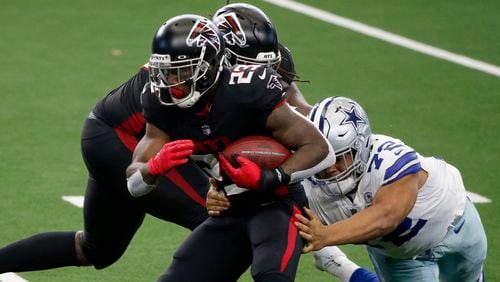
[186,19,221,52]
[216,12,246,47]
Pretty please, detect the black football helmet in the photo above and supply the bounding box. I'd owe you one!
[149,14,225,108]
[213,3,281,69]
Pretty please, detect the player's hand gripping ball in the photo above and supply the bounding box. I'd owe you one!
[219,136,291,191]
[221,136,291,169]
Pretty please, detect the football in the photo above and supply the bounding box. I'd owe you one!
[221,136,291,169]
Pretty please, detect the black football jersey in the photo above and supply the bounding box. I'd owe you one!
[142,65,288,155]
[91,66,148,138]
[90,43,296,141]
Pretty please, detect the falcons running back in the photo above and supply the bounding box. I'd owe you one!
[300,96,487,281]
[0,5,320,279]
[127,15,334,282]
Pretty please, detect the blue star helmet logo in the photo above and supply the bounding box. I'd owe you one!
[340,104,366,132]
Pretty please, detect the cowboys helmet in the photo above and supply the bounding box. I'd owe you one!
[149,14,225,108]
[213,3,281,69]
[308,96,372,196]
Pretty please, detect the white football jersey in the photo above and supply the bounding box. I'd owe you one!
[305,134,467,259]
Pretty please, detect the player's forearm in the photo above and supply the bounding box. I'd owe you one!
[126,162,158,184]
[282,142,325,173]
[324,205,398,245]
[324,175,419,245]
[266,102,334,182]
[281,134,335,183]
[126,162,158,197]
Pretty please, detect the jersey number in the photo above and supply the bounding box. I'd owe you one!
[229,65,260,85]
[382,217,427,246]
[368,141,405,172]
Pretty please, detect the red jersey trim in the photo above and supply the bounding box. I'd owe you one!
[280,204,301,272]
[113,112,145,152]
[274,98,287,110]
[114,128,139,152]
[164,169,206,207]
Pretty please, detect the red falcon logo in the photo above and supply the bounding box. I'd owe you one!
[187,19,221,52]
[216,12,246,47]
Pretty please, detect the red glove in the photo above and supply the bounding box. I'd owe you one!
[218,154,290,192]
[219,154,261,189]
[148,139,194,175]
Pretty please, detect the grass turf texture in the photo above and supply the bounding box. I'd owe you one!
[0,0,498,281]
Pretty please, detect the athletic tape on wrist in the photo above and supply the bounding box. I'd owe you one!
[127,170,156,197]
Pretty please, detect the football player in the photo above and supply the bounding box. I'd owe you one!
[296,96,487,281]
[126,14,335,282]
[210,4,378,281]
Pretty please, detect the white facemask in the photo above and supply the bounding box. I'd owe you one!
[317,175,358,197]
[336,176,358,195]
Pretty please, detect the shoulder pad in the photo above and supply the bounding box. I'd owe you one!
[227,65,285,92]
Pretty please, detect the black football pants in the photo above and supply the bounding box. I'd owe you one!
[80,117,209,268]
[159,189,307,282]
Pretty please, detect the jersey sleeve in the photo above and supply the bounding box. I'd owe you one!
[277,43,297,85]
[92,67,149,126]
[141,88,169,130]
[244,66,287,124]
[368,136,422,187]
[225,65,287,126]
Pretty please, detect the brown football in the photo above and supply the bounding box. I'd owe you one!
[221,136,291,169]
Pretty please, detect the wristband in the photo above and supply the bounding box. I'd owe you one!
[259,166,291,192]
[127,170,156,197]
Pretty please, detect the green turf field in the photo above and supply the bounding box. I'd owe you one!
[0,0,498,281]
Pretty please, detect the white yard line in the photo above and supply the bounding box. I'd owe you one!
[0,196,85,282]
[0,273,28,282]
[62,192,490,206]
[262,0,500,77]
[62,196,84,208]
[466,191,492,204]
